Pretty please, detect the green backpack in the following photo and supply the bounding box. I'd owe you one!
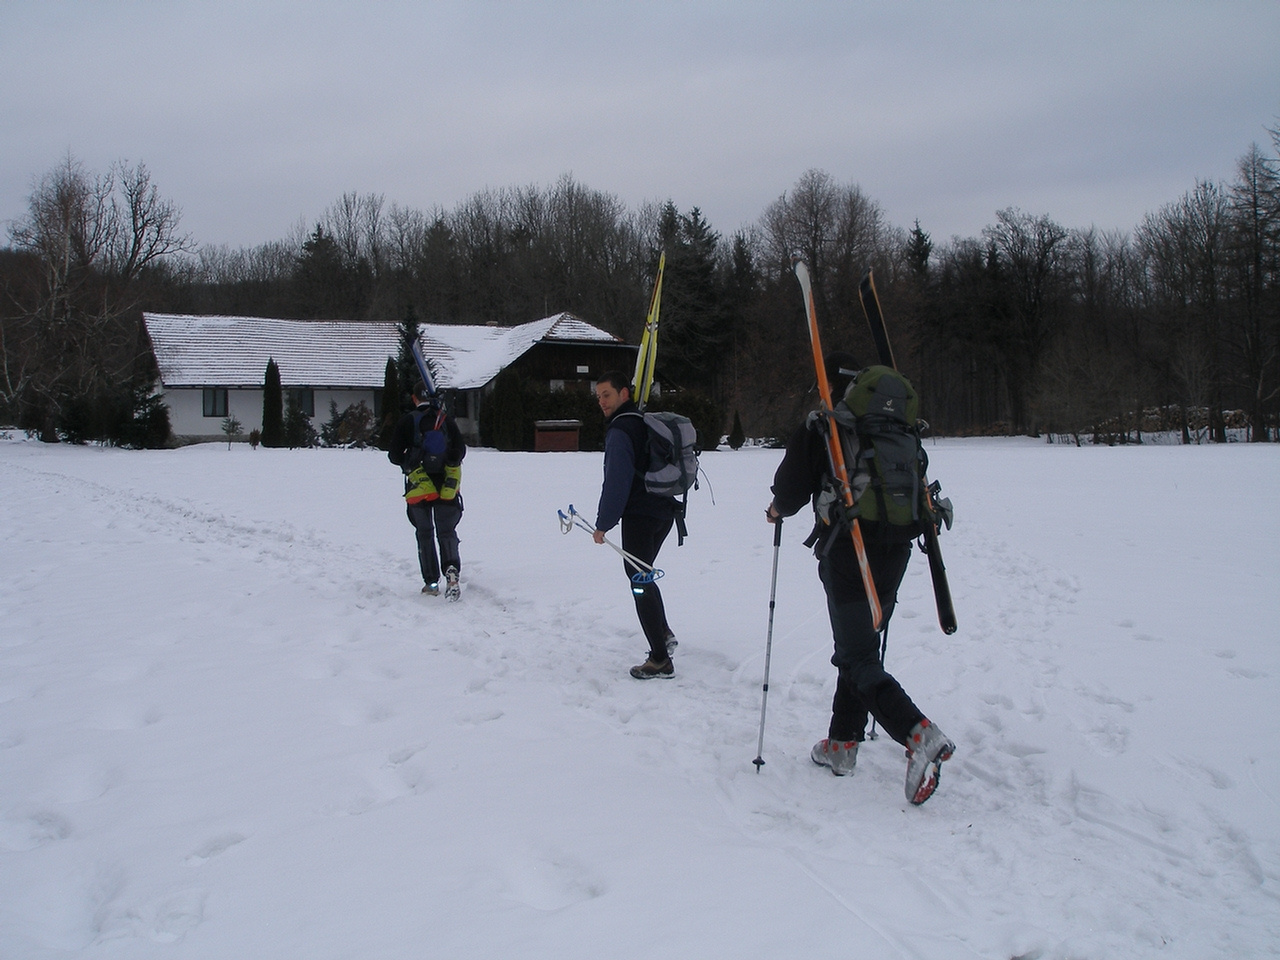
[844,365,925,529]
[809,365,931,548]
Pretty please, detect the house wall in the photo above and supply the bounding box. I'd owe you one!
[511,342,637,390]
[164,387,378,441]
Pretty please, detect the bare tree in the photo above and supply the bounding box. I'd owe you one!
[322,191,386,275]
[759,169,892,360]
[1137,180,1231,441]
[982,207,1072,433]
[112,161,191,281]
[3,154,192,439]
[1227,143,1280,440]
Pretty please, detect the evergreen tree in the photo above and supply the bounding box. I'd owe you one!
[396,307,423,400]
[261,358,285,447]
[294,225,370,319]
[728,410,746,449]
[655,202,730,403]
[376,357,400,450]
[906,220,933,283]
[723,232,759,413]
[283,390,318,448]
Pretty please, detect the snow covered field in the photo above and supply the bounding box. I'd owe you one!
[1,435,1277,959]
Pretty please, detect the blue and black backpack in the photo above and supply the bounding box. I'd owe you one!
[411,407,449,474]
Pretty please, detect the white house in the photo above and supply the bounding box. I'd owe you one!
[143,312,634,443]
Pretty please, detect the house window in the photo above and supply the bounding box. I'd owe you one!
[289,388,315,417]
[202,388,228,418]
[576,365,590,374]
[549,379,566,392]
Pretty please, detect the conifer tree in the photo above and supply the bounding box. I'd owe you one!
[728,410,745,449]
[376,357,400,450]
[396,308,422,400]
[261,358,284,447]
[283,390,318,448]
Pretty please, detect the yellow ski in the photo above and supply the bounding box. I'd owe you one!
[632,251,665,410]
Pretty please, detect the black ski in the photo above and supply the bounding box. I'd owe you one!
[858,270,958,635]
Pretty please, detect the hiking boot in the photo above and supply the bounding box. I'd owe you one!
[629,655,674,679]
[811,738,859,776]
[444,566,460,602]
[904,719,955,805]
[422,581,440,596]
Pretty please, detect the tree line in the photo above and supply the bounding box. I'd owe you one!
[3,131,1279,446]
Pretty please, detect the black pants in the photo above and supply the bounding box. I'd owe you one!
[621,513,674,660]
[819,540,924,745]
[407,497,462,585]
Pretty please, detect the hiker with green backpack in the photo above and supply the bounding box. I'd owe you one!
[765,353,956,805]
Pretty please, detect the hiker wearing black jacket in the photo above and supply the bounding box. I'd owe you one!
[766,355,955,804]
[388,381,467,599]
[592,371,678,679]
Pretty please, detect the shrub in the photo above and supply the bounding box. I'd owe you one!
[728,410,745,450]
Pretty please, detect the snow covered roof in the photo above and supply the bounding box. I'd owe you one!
[144,312,626,390]
[417,313,627,390]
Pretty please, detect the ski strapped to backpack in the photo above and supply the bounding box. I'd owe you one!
[793,258,883,631]
[410,337,440,399]
[618,248,699,544]
[858,269,957,634]
[632,251,665,409]
[613,408,699,545]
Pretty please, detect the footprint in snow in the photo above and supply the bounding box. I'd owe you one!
[184,832,248,865]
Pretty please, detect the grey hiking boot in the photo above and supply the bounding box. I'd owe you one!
[629,655,674,679]
[904,719,955,805]
[811,738,859,776]
[444,565,460,602]
[422,581,440,596]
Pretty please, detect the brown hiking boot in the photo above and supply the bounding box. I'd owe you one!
[629,655,674,679]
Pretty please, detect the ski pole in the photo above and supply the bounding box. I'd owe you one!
[558,505,664,583]
[867,622,889,740]
[753,515,784,771]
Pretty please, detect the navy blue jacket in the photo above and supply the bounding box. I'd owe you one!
[594,400,677,532]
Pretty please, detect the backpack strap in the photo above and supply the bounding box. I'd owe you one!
[609,410,648,481]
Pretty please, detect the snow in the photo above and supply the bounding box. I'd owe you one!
[1,435,1277,959]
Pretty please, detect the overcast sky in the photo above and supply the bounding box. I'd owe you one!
[3,1,1278,252]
